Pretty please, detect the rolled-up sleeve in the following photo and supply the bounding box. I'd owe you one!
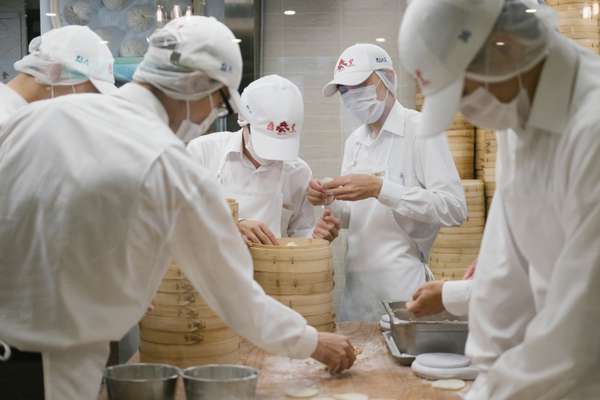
[144,147,319,359]
[442,280,472,317]
[377,134,467,227]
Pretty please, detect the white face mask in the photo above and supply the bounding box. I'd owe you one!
[460,78,530,130]
[244,128,272,166]
[341,80,387,124]
[176,93,220,142]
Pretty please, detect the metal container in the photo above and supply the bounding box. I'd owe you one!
[104,363,179,400]
[383,301,468,356]
[182,364,258,400]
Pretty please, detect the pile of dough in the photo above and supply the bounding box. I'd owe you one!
[120,36,148,57]
[127,5,155,32]
[431,379,466,391]
[102,0,128,10]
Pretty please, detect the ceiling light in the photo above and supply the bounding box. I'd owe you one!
[232,38,242,43]
[525,8,537,13]
[45,12,57,16]
[496,41,505,46]
[283,10,296,16]
[375,37,386,43]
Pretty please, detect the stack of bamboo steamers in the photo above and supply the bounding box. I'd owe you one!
[546,0,600,54]
[250,238,336,332]
[415,89,497,280]
[139,198,241,367]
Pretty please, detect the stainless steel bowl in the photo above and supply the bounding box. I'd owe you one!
[182,364,258,400]
[104,363,180,400]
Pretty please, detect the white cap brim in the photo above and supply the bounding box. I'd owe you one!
[418,76,464,137]
[322,69,373,97]
[90,78,118,95]
[251,127,300,161]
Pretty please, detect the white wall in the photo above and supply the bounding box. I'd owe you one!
[262,0,414,310]
[0,0,27,82]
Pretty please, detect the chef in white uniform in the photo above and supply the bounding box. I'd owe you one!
[0,17,355,400]
[400,0,600,398]
[0,25,115,127]
[188,74,340,245]
[307,43,467,321]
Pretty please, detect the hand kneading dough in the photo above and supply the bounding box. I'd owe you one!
[431,379,466,391]
[286,386,320,398]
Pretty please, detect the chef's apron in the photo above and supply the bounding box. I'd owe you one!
[216,153,287,238]
[1,338,109,400]
[339,131,429,321]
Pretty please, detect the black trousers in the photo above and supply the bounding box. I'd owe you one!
[0,348,45,400]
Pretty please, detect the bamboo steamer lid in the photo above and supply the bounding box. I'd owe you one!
[140,336,240,358]
[140,350,240,368]
[140,313,228,332]
[251,238,332,274]
[140,327,237,345]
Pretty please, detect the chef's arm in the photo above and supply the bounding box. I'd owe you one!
[152,150,318,359]
[473,139,600,399]
[464,191,537,399]
[377,134,467,226]
[441,280,472,317]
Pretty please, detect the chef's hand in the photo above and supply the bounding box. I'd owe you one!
[307,179,334,206]
[311,332,356,374]
[238,219,279,246]
[406,281,445,318]
[323,174,382,202]
[463,258,478,280]
[312,208,341,242]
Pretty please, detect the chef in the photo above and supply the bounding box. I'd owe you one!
[307,43,467,321]
[0,25,115,127]
[399,0,600,397]
[0,16,355,400]
[188,74,340,245]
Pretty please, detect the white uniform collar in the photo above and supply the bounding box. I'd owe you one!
[224,129,244,155]
[114,82,170,126]
[527,35,578,135]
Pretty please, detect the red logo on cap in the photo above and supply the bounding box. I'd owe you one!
[267,121,296,136]
[336,58,354,72]
[415,69,431,87]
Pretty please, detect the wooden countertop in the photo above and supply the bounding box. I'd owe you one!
[99,322,466,399]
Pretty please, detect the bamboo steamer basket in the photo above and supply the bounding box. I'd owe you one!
[447,129,475,179]
[428,180,484,278]
[140,337,240,359]
[140,327,238,345]
[140,351,240,368]
[431,267,471,281]
[250,238,335,332]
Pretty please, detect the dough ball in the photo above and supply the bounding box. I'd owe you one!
[102,0,128,10]
[119,36,148,57]
[127,5,155,32]
[431,379,466,391]
[285,386,320,398]
[332,394,369,400]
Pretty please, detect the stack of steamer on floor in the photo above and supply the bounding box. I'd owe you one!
[250,238,336,332]
[546,0,600,54]
[415,89,494,279]
[139,199,241,368]
[479,130,497,212]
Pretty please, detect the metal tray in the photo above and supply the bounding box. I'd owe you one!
[382,330,415,366]
[382,301,468,356]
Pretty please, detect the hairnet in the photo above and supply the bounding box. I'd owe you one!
[133,33,223,101]
[14,37,89,86]
[374,69,397,97]
[466,0,557,83]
